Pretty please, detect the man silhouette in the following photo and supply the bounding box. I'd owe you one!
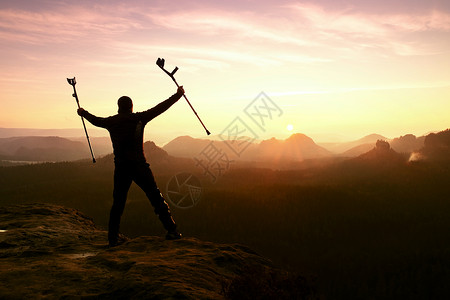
[78,86,185,246]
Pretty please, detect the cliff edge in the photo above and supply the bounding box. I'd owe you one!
[0,203,313,299]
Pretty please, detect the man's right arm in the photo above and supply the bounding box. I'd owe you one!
[78,108,109,128]
[140,86,185,122]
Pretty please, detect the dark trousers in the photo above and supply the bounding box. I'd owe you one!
[108,162,176,243]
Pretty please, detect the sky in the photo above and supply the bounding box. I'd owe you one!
[1,0,449,145]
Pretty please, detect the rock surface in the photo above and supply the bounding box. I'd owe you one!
[0,203,273,299]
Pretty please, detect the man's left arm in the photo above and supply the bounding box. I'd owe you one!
[141,86,185,122]
[78,108,109,129]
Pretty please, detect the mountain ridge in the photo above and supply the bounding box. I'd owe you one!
[0,130,437,165]
[0,136,112,162]
[163,133,332,162]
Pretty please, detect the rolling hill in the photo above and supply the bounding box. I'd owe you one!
[0,136,112,162]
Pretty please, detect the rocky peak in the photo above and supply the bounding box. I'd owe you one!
[375,139,390,151]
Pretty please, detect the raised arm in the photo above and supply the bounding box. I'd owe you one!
[140,86,185,123]
[77,108,109,129]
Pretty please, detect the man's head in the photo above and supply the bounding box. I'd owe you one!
[118,96,133,113]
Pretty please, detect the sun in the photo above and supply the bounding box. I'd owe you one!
[287,124,294,131]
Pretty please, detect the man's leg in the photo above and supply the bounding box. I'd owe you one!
[133,163,180,238]
[109,165,132,246]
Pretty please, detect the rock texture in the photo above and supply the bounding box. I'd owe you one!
[421,128,450,161]
[0,203,273,299]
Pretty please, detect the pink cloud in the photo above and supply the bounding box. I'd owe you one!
[1,0,449,76]
[287,3,450,33]
[0,6,142,45]
[144,9,315,47]
[385,10,450,32]
[285,3,450,56]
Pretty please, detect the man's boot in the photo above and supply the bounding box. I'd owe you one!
[155,197,182,240]
[159,212,182,240]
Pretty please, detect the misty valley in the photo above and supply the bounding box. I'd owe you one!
[1,129,449,299]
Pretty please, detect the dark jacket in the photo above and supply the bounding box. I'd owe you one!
[80,93,182,164]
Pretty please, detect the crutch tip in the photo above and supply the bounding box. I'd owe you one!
[206,130,211,135]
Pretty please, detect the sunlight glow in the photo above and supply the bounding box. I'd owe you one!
[0,0,449,144]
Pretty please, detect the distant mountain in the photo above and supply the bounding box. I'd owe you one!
[162,136,212,158]
[390,134,425,153]
[0,127,106,138]
[96,141,195,174]
[252,133,331,161]
[330,133,426,157]
[0,136,90,162]
[98,140,171,164]
[359,134,388,144]
[420,129,450,161]
[0,136,115,162]
[355,140,406,164]
[0,134,193,168]
[163,135,260,161]
[321,134,387,154]
[163,133,331,162]
[339,143,375,157]
[69,136,113,157]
